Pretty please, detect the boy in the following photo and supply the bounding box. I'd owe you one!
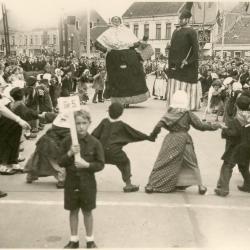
[59,109,104,249]
[92,102,152,192]
[215,95,250,197]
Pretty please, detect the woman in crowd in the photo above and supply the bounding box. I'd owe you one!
[145,91,222,194]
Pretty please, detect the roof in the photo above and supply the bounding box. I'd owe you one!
[122,2,217,25]
[90,26,109,41]
[231,2,250,15]
[122,2,184,18]
[216,16,250,44]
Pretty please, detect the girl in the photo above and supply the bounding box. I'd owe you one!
[145,91,221,194]
[78,69,90,105]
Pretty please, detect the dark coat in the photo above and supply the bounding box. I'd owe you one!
[234,126,250,166]
[221,118,242,164]
[92,118,149,164]
[61,77,72,97]
[11,101,39,121]
[167,27,199,83]
[59,133,105,209]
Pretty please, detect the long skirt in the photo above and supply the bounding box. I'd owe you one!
[146,132,202,193]
[152,78,167,99]
[166,78,202,111]
[111,91,150,105]
[106,49,150,105]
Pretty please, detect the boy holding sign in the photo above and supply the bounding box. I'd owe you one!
[58,97,104,249]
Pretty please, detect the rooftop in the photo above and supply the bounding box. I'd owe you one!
[216,15,250,44]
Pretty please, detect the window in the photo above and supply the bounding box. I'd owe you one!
[25,35,28,45]
[144,24,149,38]
[165,23,171,39]
[133,24,139,37]
[125,23,130,28]
[30,36,33,45]
[234,51,241,58]
[156,24,161,40]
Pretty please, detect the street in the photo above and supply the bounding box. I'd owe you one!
[1,76,250,249]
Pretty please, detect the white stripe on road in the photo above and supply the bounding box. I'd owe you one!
[1,199,250,211]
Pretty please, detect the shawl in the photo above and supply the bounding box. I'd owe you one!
[97,25,139,50]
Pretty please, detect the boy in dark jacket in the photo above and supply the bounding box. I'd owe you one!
[59,109,104,249]
[215,95,250,196]
[92,102,152,192]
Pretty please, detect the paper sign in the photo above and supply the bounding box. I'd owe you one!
[58,96,82,162]
[58,95,81,113]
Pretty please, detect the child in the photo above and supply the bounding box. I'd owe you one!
[78,69,90,105]
[10,87,42,140]
[215,95,250,196]
[145,91,221,194]
[59,109,104,249]
[202,79,224,122]
[92,69,105,103]
[24,113,68,189]
[152,63,167,100]
[92,102,152,192]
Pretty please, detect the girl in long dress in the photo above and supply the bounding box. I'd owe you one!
[145,91,222,194]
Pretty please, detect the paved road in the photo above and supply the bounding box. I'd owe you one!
[1,76,250,249]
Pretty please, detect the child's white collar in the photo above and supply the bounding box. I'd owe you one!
[108,117,121,122]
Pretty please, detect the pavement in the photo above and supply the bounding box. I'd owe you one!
[1,75,250,249]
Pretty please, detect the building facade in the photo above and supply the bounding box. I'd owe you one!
[122,2,218,59]
[0,9,107,57]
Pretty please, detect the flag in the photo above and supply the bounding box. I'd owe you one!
[244,2,249,12]
[196,2,202,9]
[216,10,223,26]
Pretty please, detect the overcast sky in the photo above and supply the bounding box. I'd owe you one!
[1,0,239,29]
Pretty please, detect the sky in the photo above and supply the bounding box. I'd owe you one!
[1,0,240,29]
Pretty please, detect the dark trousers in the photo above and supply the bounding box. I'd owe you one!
[116,160,132,183]
[217,161,250,193]
[92,90,103,102]
[0,117,22,164]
